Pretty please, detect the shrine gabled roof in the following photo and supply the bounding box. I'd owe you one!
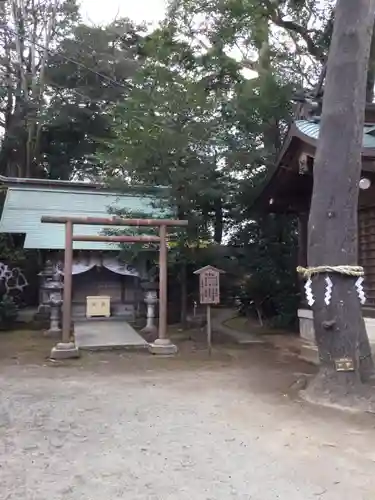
[295,119,375,150]
[0,178,170,250]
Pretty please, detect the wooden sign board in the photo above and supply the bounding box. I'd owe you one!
[194,265,225,305]
[194,265,225,355]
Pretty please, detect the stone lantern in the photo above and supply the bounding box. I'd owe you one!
[43,270,63,337]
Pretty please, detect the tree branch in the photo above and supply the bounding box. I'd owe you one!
[264,0,326,63]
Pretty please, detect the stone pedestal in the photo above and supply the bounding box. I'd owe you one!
[141,290,158,334]
[148,338,178,356]
[37,260,55,318]
[34,304,50,322]
[42,269,63,338]
[50,342,80,360]
[45,303,62,338]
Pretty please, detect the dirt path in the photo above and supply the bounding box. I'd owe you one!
[1,338,375,499]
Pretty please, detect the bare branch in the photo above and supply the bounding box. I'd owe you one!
[11,0,28,96]
[264,0,326,63]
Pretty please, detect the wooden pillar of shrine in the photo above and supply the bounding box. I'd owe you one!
[298,212,309,306]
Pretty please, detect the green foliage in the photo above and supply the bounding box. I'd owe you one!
[92,1,339,327]
[0,0,142,180]
[0,294,18,330]
[168,0,335,80]
[0,0,82,178]
[0,234,26,264]
[43,19,142,179]
[0,0,342,329]
[96,27,240,246]
[0,0,337,182]
[230,215,300,328]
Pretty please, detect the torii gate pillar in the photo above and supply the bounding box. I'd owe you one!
[148,224,178,355]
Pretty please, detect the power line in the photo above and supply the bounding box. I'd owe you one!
[6,32,121,111]
[0,24,121,119]
[48,80,109,110]
[3,24,131,91]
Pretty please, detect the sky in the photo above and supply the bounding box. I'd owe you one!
[79,0,167,26]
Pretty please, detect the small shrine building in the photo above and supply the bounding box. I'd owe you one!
[0,176,167,321]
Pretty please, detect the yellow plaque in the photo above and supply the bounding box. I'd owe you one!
[334,358,354,372]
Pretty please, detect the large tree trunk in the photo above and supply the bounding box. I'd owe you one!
[177,203,188,329]
[179,261,188,329]
[307,0,375,399]
[256,16,282,159]
[213,198,223,244]
[366,20,375,102]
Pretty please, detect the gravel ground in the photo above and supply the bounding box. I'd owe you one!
[1,349,375,499]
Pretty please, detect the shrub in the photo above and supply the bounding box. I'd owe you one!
[0,294,19,330]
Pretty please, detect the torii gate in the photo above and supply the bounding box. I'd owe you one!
[41,216,188,358]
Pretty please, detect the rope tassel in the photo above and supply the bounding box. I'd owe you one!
[324,276,333,305]
[355,277,366,305]
[304,278,315,306]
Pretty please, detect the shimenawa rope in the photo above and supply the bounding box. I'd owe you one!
[297,265,364,279]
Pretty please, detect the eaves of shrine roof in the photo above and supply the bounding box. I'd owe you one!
[294,118,375,153]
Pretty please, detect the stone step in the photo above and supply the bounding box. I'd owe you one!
[74,320,148,351]
[299,343,319,365]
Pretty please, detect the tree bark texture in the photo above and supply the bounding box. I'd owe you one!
[366,20,375,102]
[308,0,375,392]
[214,198,223,244]
[256,16,281,160]
[180,261,188,329]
